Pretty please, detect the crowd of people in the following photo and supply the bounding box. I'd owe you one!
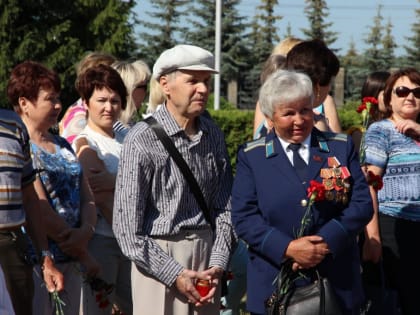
[0,38,418,315]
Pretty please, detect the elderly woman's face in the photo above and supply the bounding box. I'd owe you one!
[267,96,314,143]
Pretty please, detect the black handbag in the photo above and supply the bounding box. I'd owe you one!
[265,267,344,315]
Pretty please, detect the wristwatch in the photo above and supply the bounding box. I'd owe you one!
[40,250,54,264]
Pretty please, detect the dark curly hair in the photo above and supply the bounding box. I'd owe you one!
[76,64,127,110]
[7,61,61,111]
[286,39,340,87]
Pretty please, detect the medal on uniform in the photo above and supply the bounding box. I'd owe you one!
[325,190,334,201]
[333,167,342,178]
[318,156,352,205]
[334,178,344,190]
[328,156,340,168]
[323,178,334,190]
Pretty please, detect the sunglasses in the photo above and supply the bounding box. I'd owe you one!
[394,86,420,98]
[135,83,148,90]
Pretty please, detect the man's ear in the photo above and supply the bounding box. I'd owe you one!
[159,76,171,95]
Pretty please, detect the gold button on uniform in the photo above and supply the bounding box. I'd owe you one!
[301,199,308,207]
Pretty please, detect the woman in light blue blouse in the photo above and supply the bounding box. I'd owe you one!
[364,68,420,315]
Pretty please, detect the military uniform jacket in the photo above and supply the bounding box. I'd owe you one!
[231,128,373,314]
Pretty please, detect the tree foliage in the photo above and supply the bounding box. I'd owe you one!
[184,0,250,102]
[382,18,397,68]
[363,5,387,72]
[301,0,338,48]
[136,0,188,67]
[404,0,420,69]
[1,0,418,112]
[249,0,281,64]
[239,0,281,108]
[340,39,366,101]
[0,0,136,108]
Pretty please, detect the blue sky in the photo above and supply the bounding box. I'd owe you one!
[134,1,418,56]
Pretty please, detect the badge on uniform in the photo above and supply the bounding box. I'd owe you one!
[320,157,351,205]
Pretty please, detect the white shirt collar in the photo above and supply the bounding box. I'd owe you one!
[277,135,311,165]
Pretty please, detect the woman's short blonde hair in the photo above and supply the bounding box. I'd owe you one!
[271,37,303,56]
[147,78,166,114]
[112,60,151,124]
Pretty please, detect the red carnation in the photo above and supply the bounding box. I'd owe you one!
[356,103,367,113]
[307,180,326,202]
[366,171,383,191]
[362,96,378,105]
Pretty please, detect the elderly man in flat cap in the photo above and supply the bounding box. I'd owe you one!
[113,44,235,315]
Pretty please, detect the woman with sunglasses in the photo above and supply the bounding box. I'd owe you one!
[363,68,420,315]
[111,59,151,135]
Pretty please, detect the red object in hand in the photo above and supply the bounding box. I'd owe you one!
[195,279,211,297]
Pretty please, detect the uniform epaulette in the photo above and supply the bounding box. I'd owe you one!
[320,132,348,142]
[244,137,266,152]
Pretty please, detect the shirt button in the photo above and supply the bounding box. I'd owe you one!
[301,199,308,207]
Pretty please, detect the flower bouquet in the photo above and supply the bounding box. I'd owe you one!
[278,180,326,294]
[356,97,384,191]
[356,96,378,164]
[85,276,114,309]
[266,181,345,315]
[51,275,123,315]
[86,276,126,314]
[51,290,65,315]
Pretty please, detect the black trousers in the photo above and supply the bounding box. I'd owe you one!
[379,213,420,315]
[0,229,34,315]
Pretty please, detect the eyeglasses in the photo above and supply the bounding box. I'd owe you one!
[135,84,148,90]
[394,86,420,98]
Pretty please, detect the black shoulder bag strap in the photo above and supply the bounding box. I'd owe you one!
[144,116,215,230]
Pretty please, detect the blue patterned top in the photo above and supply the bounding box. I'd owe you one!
[29,135,82,263]
[364,119,420,220]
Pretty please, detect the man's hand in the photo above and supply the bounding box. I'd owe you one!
[196,266,223,304]
[175,267,224,307]
[41,256,64,292]
[175,269,203,305]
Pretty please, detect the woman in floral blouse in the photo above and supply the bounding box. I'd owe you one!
[9,60,98,315]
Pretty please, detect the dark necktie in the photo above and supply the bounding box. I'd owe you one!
[288,143,307,181]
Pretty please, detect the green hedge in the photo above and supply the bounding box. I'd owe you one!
[209,109,254,172]
[209,101,363,172]
[135,99,362,174]
[337,100,363,131]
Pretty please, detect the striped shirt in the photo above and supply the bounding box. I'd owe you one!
[113,120,129,137]
[365,119,420,220]
[0,109,35,228]
[113,104,234,286]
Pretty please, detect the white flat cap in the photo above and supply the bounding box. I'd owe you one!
[152,44,218,79]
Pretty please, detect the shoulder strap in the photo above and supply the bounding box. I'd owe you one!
[143,116,215,230]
